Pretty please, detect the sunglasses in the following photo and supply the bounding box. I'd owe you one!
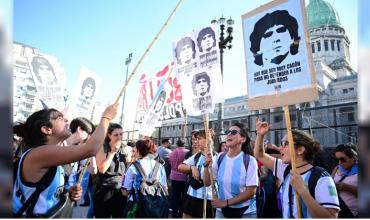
[335,157,347,163]
[225,130,240,136]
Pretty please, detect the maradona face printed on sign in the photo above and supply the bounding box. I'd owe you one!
[31,56,58,84]
[192,72,211,98]
[197,27,216,53]
[81,77,96,100]
[249,10,301,66]
[175,37,196,66]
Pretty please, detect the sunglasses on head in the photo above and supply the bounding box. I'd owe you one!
[335,157,347,163]
[225,130,240,136]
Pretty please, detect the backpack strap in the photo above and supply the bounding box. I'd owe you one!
[14,166,57,217]
[217,152,250,172]
[149,160,161,183]
[133,161,148,182]
[194,152,202,166]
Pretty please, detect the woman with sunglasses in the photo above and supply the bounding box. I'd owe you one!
[331,143,358,217]
[94,123,127,218]
[253,118,340,218]
[203,123,259,218]
[13,103,118,217]
[178,129,216,218]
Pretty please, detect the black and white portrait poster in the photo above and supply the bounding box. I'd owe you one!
[26,51,66,111]
[242,0,318,110]
[173,24,223,116]
[68,66,101,118]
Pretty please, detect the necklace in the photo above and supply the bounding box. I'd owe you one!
[296,163,309,169]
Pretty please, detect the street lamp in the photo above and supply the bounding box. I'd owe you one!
[120,53,133,126]
[211,16,234,150]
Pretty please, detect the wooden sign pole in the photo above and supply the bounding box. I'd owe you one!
[283,105,302,218]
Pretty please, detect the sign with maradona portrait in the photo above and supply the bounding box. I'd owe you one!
[242,0,318,110]
[173,25,224,116]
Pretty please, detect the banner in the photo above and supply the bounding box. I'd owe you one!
[67,66,101,119]
[138,64,174,136]
[242,0,318,110]
[25,51,66,110]
[134,62,185,125]
[173,25,223,116]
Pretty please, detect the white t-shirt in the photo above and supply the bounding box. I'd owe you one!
[273,158,340,218]
[211,152,258,214]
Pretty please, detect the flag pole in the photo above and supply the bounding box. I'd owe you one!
[283,105,302,218]
[115,0,185,103]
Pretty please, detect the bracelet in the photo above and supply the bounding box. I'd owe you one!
[101,116,111,121]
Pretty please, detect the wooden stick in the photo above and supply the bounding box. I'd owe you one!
[181,112,188,140]
[283,105,302,218]
[115,0,185,103]
[203,114,216,199]
[71,157,91,206]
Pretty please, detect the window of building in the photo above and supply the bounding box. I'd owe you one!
[311,43,315,53]
[337,40,341,51]
[349,88,354,92]
[324,40,329,51]
[274,115,282,123]
[340,107,355,122]
[290,114,297,121]
[322,28,326,31]
[343,88,348,94]
[317,41,321,52]
[329,28,333,30]
[347,132,357,143]
[274,131,280,146]
[331,40,335,51]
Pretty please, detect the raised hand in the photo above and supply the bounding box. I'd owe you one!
[102,102,119,120]
[256,117,270,136]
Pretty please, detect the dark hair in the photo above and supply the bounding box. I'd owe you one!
[334,143,358,161]
[197,27,216,52]
[192,72,211,96]
[135,139,156,157]
[161,138,170,144]
[127,141,135,147]
[13,108,60,149]
[249,10,301,66]
[69,117,95,134]
[232,122,252,155]
[175,37,196,65]
[292,129,321,162]
[196,129,215,140]
[31,56,57,84]
[176,139,185,147]
[104,123,122,144]
[81,77,96,99]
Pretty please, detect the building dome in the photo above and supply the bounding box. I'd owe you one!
[307,0,342,29]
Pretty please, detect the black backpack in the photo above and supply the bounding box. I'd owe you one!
[282,165,332,218]
[132,160,169,218]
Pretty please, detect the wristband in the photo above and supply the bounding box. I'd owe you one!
[101,116,111,121]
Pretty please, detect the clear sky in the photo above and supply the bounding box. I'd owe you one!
[14,0,358,130]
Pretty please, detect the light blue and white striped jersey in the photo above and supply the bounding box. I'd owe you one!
[183,152,217,200]
[122,156,167,201]
[211,151,259,213]
[13,149,66,216]
[274,158,340,218]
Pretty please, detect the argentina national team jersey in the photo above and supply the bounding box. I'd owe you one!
[122,156,167,201]
[273,158,340,218]
[183,153,215,200]
[211,152,259,214]
[13,149,66,216]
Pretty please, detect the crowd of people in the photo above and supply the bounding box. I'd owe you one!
[12,103,358,218]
